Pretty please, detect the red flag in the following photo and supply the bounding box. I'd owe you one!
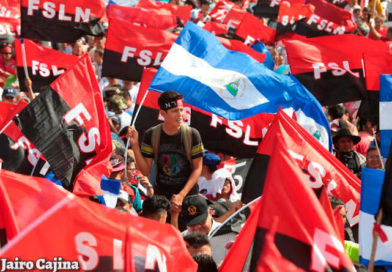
[250,139,354,271]
[20,0,106,42]
[253,0,304,21]
[103,17,177,82]
[107,4,177,29]
[243,110,361,227]
[137,0,192,24]
[0,100,28,129]
[14,38,79,93]
[203,21,229,36]
[14,54,112,196]
[0,179,19,243]
[0,16,20,44]
[217,37,267,63]
[363,52,392,91]
[284,34,390,105]
[276,2,315,38]
[0,170,197,271]
[236,12,276,45]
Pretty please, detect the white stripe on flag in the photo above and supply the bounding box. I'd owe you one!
[380,101,392,130]
[161,43,269,110]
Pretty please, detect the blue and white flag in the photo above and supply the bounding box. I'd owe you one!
[149,22,332,150]
[380,74,392,159]
[251,42,274,70]
[359,167,392,269]
[100,176,122,208]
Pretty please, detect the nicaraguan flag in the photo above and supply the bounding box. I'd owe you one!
[360,167,392,268]
[380,74,392,159]
[149,22,332,150]
[100,176,122,208]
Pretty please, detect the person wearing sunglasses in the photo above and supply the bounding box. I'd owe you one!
[0,44,16,88]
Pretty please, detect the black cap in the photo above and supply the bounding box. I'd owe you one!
[182,195,209,226]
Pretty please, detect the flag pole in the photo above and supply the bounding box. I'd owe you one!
[20,39,30,80]
[368,209,383,272]
[124,138,130,179]
[131,90,149,127]
[372,128,384,169]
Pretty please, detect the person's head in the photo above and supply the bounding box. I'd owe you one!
[109,153,125,179]
[192,254,218,272]
[122,80,134,90]
[93,49,104,65]
[141,195,171,223]
[333,129,361,153]
[366,147,382,169]
[200,0,211,16]
[328,105,344,120]
[2,87,19,103]
[362,7,370,20]
[72,40,86,56]
[182,195,212,234]
[107,94,128,114]
[374,15,385,29]
[203,153,221,173]
[329,196,347,225]
[94,35,106,50]
[1,44,13,62]
[353,5,361,19]
[158,91,184,128]
[183,232,212,256]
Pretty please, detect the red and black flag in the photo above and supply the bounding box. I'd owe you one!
[276,2,314,38]
[248,140,354,271]
[14,38,79,93]
[0,169,198,272]
[235,12,276,45]
[137,0,192,25]
[20,0,106,43]
[242,111,361,227]
[253,0,304,21]
[13,54,112,196]
[102,17,177,82]
[107,4,178,30]
[325,0,350,9]
[0,17,20,44]
[134,68,275,158]
[284,34,390,105]
[293,0,356,38]
[363,51,392,91]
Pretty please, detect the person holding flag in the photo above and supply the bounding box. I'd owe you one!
[128,91,205,210]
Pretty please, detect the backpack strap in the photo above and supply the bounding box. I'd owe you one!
[151,123,163,163]
[181,124,193,167]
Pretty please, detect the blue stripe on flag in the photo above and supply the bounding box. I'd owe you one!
[360,167,385,214]
[251,42,275,70]
[101,176,121,194]
[380,74,392,158]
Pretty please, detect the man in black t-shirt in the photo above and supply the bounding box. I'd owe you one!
[128,91,204,209]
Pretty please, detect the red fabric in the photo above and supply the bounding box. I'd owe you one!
[0,170,197,271]
[137,0,192,24]
[236,12,276,45]
[203,21,229,36]
[14,38,79,69]
[107,4,177,29]
[0,17,20,36]
[256,139,354,271]
[363,51,392,91]
[258,110,361,227]
[217,37,267,63]
[0,100,28,129]
[368,27,387,40]
[373,223,388,243]
[50,54,112,196]
[0,58,16,87]
[0,179,19,242]
[334,206,346,243]
[320,185,344,243]
[209,0,246,29]
[0,0,20,19]
[284,34,389,75]
[219,198,262,272]
[257,218,305,272]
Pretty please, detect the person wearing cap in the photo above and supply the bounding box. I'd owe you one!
[334,128,366,177]
[0,44,16,88]
[107,94,132,131]
[128,91,204,210]
[181,195,221,236]
[1,86,19,104]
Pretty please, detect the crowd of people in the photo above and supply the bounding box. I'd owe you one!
[1,0,392,270]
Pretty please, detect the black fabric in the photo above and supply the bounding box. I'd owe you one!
[141,127,203,199]
[294,69,366,106]
[14,87,96,191]
[17,67,57,93]
[21,7,105,43]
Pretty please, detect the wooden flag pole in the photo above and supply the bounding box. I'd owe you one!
[368,208,383,272]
